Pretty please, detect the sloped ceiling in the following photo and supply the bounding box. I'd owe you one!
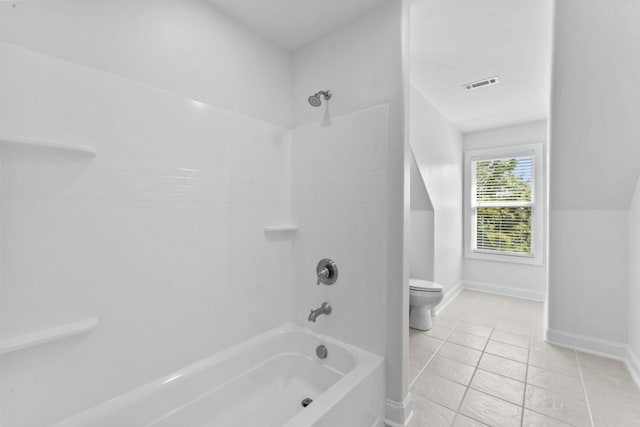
[208,0,386,50]
[411,0,553,133]
[411,150,433,211]
[550,0,640,209]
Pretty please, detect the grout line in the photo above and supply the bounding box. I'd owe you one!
[520,321,532,427]
[575,351,596,427]
[413,291,546,426]
[408,319,459,389]
[451,304,500,425]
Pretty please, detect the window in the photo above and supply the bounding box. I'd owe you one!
[464,144,543,265]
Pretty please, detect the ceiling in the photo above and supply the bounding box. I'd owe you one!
[411,0,553,133]
[208,0,386,51]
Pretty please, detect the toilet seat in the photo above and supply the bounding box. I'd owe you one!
[409,279,443,293]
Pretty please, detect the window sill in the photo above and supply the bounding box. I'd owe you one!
[464,249,543,266]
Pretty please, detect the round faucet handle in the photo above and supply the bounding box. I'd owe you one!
[316,259,338,286]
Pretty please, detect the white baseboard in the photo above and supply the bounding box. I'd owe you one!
[545,328,628,359]
[463,280,545,302]
[384,394,412,427]
[434,281,463,316]
[627,346,640,389]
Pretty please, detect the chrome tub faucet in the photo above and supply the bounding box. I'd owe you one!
[308,302,332,322]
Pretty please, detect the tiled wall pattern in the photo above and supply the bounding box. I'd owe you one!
[409,290,640,426]
[291,105,389,356]
[2,159,286,204]
[0,42,293,426]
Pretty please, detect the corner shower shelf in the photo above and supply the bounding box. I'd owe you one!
[0,317,98,355]
[263,225,299,232]
[0,135,96,156]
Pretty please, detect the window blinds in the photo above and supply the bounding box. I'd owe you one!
[471,155,534,254]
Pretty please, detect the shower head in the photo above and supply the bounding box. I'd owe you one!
[308,90,332,107]
[308,94,322,107]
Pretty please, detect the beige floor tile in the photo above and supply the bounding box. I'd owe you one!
[577,351,629,373]
[529,349,579,377]
[591,405,640,427]
[411,371,467,411]
[455,320,493,338]
[495,319,531,336]
[526,365,585,400]
[447,330,488,351]
[584,381,640,419]
[477,353,527,382]
[470,369,525,405]
[409,349,432,384]
[463,315,497,328]
[423,324,453,340]
[530,339,570,354]
[485,340,528,363]
[524,384,590,425]
[459,389,522,427]
[498,310,535,324]
[441,308,465,320]
[410,343,434,367]
[490,330,529,349]
[410,331,444,354]
[578,352,640,396]
[522,409,572,426]
[407,290,640,427]
[410,394,456,427]
[432,315,460,329]
[426,355,476,386]
[437,342,482,366]
[452,414,489,426]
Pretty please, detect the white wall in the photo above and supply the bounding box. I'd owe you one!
[0,2,294,424]
[548,0,640,355]
[548,210,628,346]
[410,152,434,281]
[628,176,640,378]
[292,1,409,423]
[550,0,640,211]
[410,88,463,294]
[462,121,547,300]
[0,0,292,127]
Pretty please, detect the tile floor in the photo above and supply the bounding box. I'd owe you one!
[408,290,640,427]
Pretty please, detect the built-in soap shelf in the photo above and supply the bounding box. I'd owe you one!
[263,225,299,232]
[0,317,98,355]
[0,135,96,156]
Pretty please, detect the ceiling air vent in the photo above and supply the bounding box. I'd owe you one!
[464,76,499,91]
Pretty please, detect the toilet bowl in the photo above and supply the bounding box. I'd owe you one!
[409,279,444,331]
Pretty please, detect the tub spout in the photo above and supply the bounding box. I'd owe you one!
[308,302,332,322]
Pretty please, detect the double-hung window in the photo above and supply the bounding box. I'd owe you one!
[464,143,543,265]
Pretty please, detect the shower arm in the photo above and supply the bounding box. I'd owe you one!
[315,90,332,100]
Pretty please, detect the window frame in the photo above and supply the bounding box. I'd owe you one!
[464,143,544,265]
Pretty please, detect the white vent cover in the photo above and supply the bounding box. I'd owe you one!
[464,77,499,91]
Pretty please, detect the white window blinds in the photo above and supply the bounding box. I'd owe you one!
[471,155,534,254]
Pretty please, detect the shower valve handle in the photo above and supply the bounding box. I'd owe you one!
[316,259,338,286]
[317,267,330,285]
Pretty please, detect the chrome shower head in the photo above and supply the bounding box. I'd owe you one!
[308,94,322,107]
[308,90,332,107]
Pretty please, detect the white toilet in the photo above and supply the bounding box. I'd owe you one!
[409,279,444,331]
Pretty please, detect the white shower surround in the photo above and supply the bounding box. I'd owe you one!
[0,0,408,424]
[52,324,384,427]
[0,41,295,425]
[0,18,401,427]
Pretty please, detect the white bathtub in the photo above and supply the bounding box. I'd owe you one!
[53,323,385,427]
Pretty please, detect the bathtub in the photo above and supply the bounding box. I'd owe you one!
[53,323,385,427]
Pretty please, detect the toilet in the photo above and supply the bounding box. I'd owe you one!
[409,279,444,331]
